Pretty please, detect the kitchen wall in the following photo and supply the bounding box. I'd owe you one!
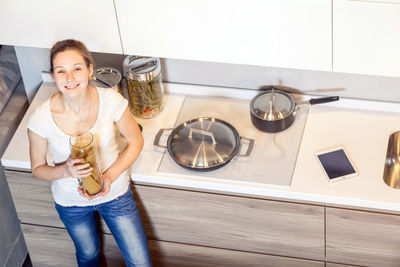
[15,46,400,104]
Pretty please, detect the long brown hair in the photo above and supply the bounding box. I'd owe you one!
[49,39,94,73]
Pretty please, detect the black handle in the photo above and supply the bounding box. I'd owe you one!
[309,96,339,105]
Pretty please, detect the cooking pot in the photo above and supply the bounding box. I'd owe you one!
[250,88,339,133]
[154,117,254,171]
[91,67,123,95]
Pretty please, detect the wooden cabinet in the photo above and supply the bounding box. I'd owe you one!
[333,0,400,78]
[115,0,332,72]
[326,207,400,267]
[5,170,112,233]
[0,0,122,54]
[5,169,326,265]
[134,184,325,261]
[21,224,125,267]
[149,240,324,267]
[9,168,400,266]
[326,263,356,267]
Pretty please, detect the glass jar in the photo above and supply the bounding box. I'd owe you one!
[123,56,164,119]
[69,132,103,196]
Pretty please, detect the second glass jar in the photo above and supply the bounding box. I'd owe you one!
[123,56,164,119]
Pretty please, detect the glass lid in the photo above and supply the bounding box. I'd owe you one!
[251,89,295,121]
[92,67,121,88]
[168,117,240,170]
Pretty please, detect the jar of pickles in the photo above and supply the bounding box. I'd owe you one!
[123,56,164,119]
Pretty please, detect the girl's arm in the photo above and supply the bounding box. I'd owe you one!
[95,107,144,198]
[28,129,92,181]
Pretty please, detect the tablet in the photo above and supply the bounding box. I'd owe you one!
[315,146,358,182]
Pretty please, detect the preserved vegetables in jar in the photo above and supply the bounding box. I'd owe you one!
[123,56,164,119]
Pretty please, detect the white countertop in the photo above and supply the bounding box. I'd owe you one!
[3,79,400,212]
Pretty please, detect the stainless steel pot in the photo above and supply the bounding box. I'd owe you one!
[250,88,339,133]
[91,67,123,95]
[154,117,254,171]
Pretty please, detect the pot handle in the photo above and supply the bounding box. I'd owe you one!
[236,137,254,157]
[153,128,173,148]
[309,96,339,105]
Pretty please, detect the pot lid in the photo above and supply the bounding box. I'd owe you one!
[168,117,240,170]
[92,67,121,88]
[250,89,295,121]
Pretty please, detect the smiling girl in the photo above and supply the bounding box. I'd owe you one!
[27,39,152,266]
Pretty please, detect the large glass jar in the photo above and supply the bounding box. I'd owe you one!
[123,56,164,119]
[69,132,103,196]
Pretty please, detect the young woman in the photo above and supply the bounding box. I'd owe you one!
[27,39,152,266]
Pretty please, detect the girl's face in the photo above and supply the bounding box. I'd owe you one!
[52,49,93,98]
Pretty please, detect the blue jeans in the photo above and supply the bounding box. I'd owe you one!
[55,188,152,267]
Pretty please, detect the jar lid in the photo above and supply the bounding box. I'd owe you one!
[92,67,121,88]
[123,55,161,81]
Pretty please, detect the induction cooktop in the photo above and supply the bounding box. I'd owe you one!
[156,95,308,187]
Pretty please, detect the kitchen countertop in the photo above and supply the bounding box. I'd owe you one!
[3,76,400,212]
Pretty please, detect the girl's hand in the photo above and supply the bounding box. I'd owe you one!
[64,156,93,179]
[77,175,112,200]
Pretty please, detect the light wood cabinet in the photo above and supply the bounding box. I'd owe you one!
[5,170,113,233]
[21,224,125,267]
[0,0,122,54]
[5,169,326,265]
[133,184,325,261]
[10,167,400,266]
[326,263,357,267]
[333,0,400,77]
[326,207,400,267]
[115,0,332,72]
[149,240,324,267]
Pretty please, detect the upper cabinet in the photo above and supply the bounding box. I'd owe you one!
[333,0,400,78]
[0,0,122,54]
[115,0,332,72]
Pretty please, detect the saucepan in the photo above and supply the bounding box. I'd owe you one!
[250,88,339,133]
[154,117,254,171]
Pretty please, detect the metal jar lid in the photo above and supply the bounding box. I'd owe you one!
[250,89,295,121]
[167,117,240,171]
[92,67,122,88]
[123,55,161,82]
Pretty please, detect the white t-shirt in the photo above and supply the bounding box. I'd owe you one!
[27,87,130,207]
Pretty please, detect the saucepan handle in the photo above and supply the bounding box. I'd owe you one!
[309,96,339,105]
[153,128,173,148]
[236,137,254,157]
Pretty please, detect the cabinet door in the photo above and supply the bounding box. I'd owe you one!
[134,184,325,261]
[326,207,400,267]
[21,224,125,267]
[326,263,356,267]
[333,0,400,77]
[5,170,112,234]
[115,0,331,71]
[0,0,122,54]
[150,240,324,267]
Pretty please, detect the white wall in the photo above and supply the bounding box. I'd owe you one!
[14,46,400,104]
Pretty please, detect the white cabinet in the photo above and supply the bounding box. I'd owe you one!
[333,0,400,78]
[115,0,332,71]
[0,0,122,54]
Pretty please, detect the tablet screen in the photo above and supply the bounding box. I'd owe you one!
[317,149,356,179]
